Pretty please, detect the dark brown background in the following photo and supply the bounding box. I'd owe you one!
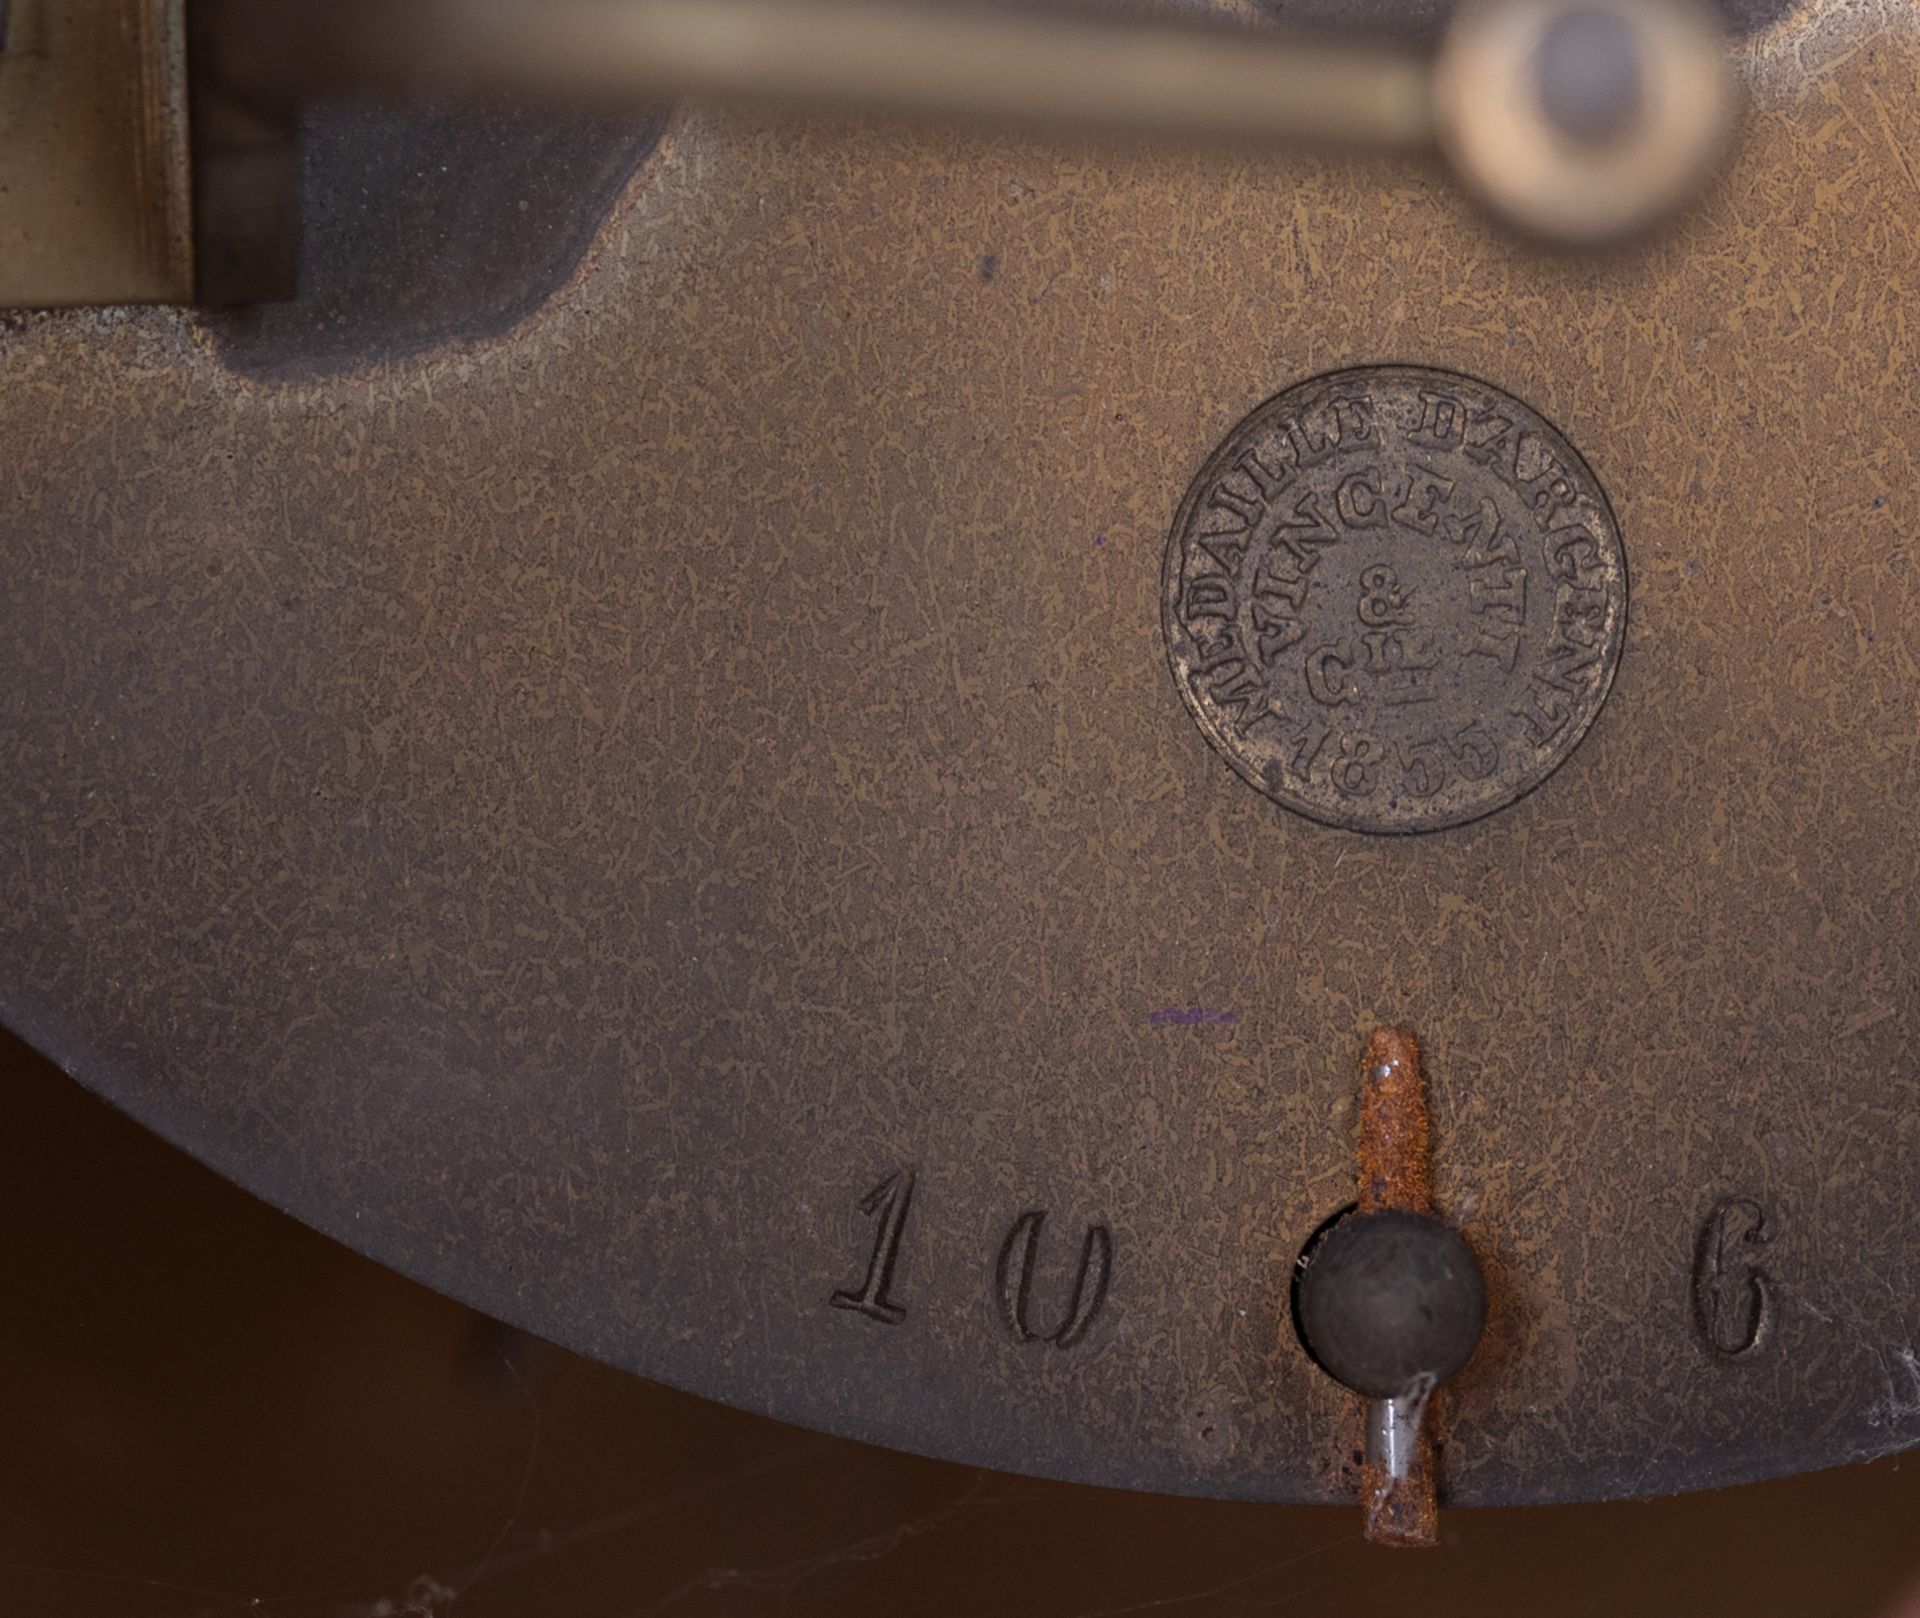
[2,1022,1915,1618]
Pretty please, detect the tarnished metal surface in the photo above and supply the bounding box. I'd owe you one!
[1162,367,1625,832]
[203,99,667,375]
[1,0,1918,1507]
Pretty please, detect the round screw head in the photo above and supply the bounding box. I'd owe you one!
[1435,0,1736,246]
[1296,1209,1487,1400]
[1534,6,1645,146]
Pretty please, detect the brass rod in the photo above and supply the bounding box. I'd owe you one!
[314,0,1436,150]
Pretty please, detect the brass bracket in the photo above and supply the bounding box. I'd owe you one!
[0,0,194,307]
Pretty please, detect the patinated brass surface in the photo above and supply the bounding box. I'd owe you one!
[1,0,1916,1506]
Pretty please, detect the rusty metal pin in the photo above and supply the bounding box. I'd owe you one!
[1358,1028,1433,1220]
[1356,1028,1441,1547]
[1297,1029,1484,1546]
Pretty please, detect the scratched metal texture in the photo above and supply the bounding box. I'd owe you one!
[1,0,1917,1507]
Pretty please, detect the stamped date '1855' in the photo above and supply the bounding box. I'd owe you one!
[1162,366,1627,834]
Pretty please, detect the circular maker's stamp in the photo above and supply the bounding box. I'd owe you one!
[1163,367,1626,834]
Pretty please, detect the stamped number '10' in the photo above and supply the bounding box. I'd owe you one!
[830,1167,1113,1350]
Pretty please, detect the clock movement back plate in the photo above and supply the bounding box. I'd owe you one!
[2,0,1916,1506]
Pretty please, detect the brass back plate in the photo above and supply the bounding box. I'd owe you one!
[1,0,1915,1504]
